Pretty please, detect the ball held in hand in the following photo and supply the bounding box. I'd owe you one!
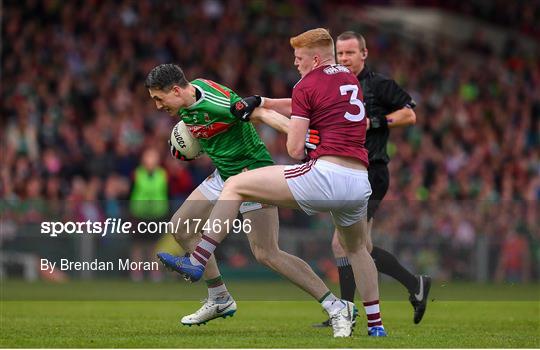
[170,121,203,160]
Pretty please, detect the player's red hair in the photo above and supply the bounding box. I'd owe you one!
[290,28,334,50]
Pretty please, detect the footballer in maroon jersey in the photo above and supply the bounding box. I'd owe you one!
[291,64,369,166]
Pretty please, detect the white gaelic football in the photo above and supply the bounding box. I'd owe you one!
[170,121,202,160]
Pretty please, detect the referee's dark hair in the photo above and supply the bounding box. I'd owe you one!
[145,64,189,91]
[337,31,367,51]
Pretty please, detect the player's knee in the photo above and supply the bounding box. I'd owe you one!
[355,234,369,251]
[252,247,269,265]
[331,233,346,257]
[222,176,246,200]
[223,176,239,191]
[366,240,373,253]
[338,232,367,254]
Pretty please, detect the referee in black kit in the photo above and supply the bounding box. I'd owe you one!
[314,31,431,327]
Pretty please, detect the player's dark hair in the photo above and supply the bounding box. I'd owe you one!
[145,64,189,91]
[337,31,367,50]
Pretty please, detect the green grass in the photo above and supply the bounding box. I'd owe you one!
[2,279,538,301]
[1,281,539,348]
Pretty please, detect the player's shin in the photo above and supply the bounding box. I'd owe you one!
[337,220,385,334]
[190,197,243,267]
[346,246,379,303]
[347,245,385,334]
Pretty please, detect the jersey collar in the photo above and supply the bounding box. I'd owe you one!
[186,84,205,109]
[294,64,332,86]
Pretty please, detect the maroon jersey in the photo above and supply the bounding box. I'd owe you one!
[291,64,369,167]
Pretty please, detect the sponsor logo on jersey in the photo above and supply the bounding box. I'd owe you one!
[187,122,231,139]
[323,64,350,75]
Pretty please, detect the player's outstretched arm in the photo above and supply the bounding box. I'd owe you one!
[231,96,292,121]
[240,107,321,151]
[250,107,290,134]
[261,98,292,117]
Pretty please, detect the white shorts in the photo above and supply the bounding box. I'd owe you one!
[285,159,372,227]
[198,169,263,214]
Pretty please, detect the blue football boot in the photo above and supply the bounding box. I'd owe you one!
[157,252,204,282]
[368,326,387,337]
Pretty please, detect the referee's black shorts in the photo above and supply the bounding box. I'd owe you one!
[367,162,389,221]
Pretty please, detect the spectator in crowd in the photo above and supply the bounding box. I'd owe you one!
[129,148,168,281]
[495,230,531,283]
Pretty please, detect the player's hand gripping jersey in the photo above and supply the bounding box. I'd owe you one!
[291,65,369,167]
[178,79,273,179]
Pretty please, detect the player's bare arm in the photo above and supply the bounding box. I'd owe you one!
[260,98,292,117]
[250,107,290,134]
[238,106,320,150]
[287,117,310,159]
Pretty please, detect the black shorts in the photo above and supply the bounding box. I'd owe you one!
[367,162,389,220]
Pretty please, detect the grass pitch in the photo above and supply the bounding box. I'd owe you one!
[1,280,539,348]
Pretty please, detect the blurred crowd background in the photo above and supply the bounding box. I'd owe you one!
[1,0,539,283]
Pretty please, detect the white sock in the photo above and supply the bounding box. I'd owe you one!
[208,284,229,301]
[320,292,345,315]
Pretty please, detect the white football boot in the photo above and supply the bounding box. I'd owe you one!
[181,296,237,326]
[329,300,358,338]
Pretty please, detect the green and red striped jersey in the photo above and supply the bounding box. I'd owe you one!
[178,79,273,180]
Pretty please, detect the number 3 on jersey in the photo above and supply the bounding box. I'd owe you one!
[340,84,366,122]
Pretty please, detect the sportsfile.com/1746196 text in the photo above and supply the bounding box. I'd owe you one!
[40,218,252,238]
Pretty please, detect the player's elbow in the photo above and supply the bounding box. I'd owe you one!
[407,108,416,125]
[287,143,305,160]
[284,106,292,117]
[288,149,305,160]
[289,151,305,160]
